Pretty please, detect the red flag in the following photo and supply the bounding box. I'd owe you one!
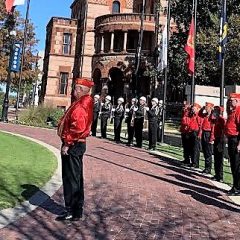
[5,0,14,13]
[185,18,195,75]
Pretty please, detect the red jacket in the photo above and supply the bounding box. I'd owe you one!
[188,114,202,132]
[58,95,93,145]
[213,116,225,139]
[180,109,190,133]
[225,106,240,137]
[198,114,214,141]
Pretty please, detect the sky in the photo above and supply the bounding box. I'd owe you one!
[17,0,73,51]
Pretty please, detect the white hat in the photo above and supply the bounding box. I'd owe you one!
[118,97,124,103]
[105,95,111,101]
[140,96,146,102]
[152,98,159,104]
[132,98,137,102]
[94,94,100,99]
[159,100,163,104]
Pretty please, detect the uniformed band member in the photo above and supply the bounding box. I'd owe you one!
[133,96,146,148]
[91,94,101,137]
[56,78,94,221]
[113,97,125,143]
[125,98,138,146]
[212,106,225,182]
[225,93,240,195]
[146,98,160,151]
[100,95,112,139]
[157,100,163,142]
[199,102,215,174]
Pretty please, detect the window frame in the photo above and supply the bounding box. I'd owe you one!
[112,0,120,14]
[62,33,72,55]
[59,72,69,95]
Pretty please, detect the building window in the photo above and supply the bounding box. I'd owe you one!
[112,1,120,13]
[63,33,72,55]
[59,72,69,95]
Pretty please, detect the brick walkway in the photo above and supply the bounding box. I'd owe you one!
[0,123,240,240]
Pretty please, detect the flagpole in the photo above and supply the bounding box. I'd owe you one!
[190,0,197,104]
[220,0,226,107]
[134,0,146,97]
[15,0,31,121]
[160,0,171,143]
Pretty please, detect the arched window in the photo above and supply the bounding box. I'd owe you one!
[112,0,120,13]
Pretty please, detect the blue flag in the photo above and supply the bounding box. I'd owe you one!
[219,0,227,64]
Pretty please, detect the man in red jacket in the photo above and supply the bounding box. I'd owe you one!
[56,78,94,221]
[225,93,240,195]
[188,103,202,168]
[180,103,190,164]
[199,102,215,174]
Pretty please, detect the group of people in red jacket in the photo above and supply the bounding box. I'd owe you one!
[180,93,240,195]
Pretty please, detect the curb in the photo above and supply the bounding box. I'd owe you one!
[150,149,240,206]
[0,131,62,229]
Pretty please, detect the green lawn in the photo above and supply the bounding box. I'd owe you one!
[0,132,57,210]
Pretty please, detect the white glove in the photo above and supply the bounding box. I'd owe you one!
[101,103,104,106]
[145,107,150,111]
[112,108,116,112]
[133,107,138,111]
[125,108,130,113]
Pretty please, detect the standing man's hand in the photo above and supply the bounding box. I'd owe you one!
[61,145,69,155]
[237,144,240,153]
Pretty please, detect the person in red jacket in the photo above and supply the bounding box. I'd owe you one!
[225,93,240,195]
[212,106,225,182]
[199,102,215,174]
[188,103,202,168]
[180,103,190,164]
[56,78,94,221]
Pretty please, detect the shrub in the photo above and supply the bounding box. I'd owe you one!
[18,105,64,128]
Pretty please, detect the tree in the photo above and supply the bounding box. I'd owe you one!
[166,0,240,101]
[0,0,39,94]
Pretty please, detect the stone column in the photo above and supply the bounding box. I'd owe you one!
[123,31,128,52]
[110,32,114,52]
[100,33,104,53]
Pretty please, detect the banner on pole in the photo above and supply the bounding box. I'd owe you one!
[5,0,25,13]
[10,42,22,72]
[184,18,195,75]
[158,25,168,71]
[219,0,228,64]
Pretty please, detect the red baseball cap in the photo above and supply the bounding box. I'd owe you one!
[205,102,214,108]
[229,93,240,99]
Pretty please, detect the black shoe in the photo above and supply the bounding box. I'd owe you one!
[181,160,190,165]
[202,169,211,175]
[190,163,198,168]
[227,187,238,195]
[55,212,73,221]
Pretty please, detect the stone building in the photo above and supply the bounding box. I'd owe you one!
[41,0,169,109]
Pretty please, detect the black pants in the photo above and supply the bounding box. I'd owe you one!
[214,138,224,180]
[91,113,99,136]
[61,142,86,217]
[101,115,108,138]
[228,136,240,189]
[134,118,144,147]
[202,131,213,172]
[181,133,190,163]
[114,117,123,142]
[149,121,158,149]
[127,121,134,144]
[188,131,200,167]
